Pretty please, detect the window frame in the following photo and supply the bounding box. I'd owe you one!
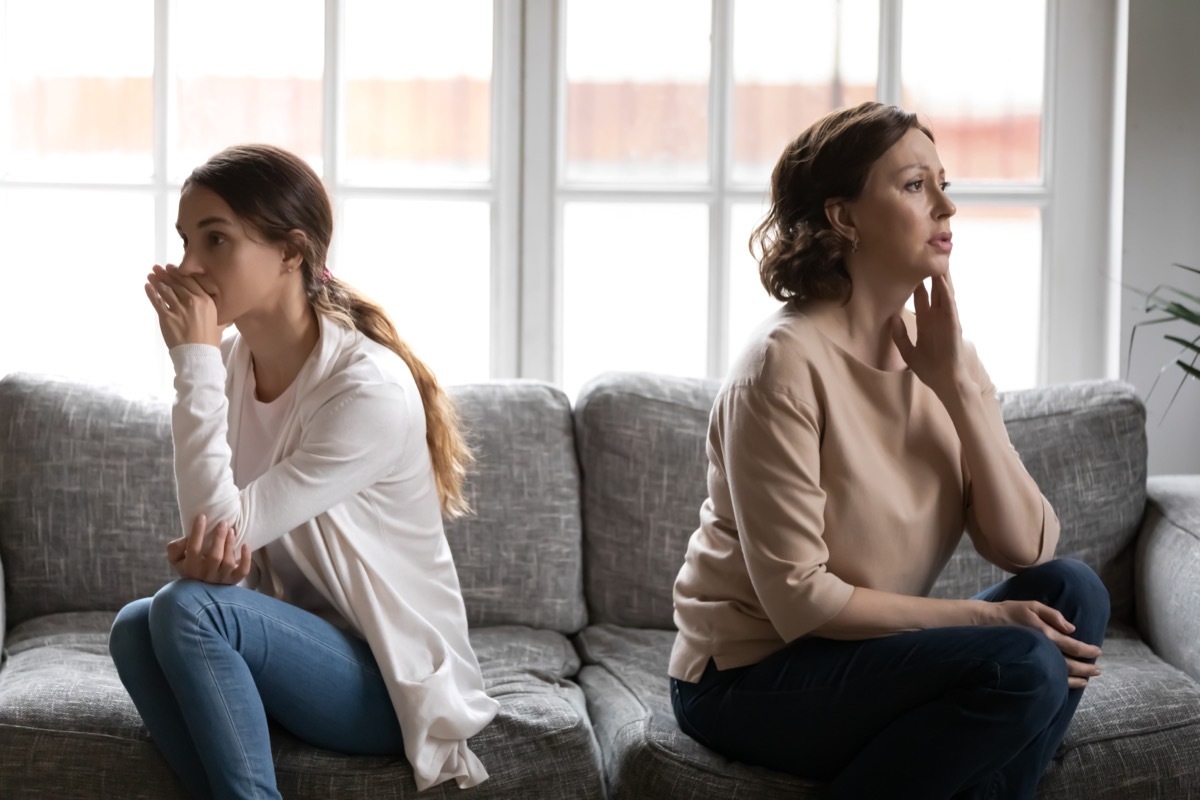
[517,0,1118,389]
[0,0,1118,391]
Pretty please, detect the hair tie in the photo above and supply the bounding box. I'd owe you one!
[320,267,332,285]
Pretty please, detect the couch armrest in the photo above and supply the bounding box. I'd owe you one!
[1,549,6,661]
[1136,475,1200,682]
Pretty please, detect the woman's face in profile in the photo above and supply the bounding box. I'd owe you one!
[848,128,957,285]
[174,185,293,327]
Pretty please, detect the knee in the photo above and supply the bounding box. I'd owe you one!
[147,579,218,639]
[1035,559,1111,634]
[989,627,1068,715]
[1037,558,1108,600]
[109,597,154,665]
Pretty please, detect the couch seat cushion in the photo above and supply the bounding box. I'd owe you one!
[575,623,1200,800]
[0,612,603,799]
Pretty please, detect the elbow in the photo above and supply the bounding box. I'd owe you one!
[993,531,1048,571]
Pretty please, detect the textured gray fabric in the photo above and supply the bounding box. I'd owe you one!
[0,548,5,660]
[574,373,719,629]
[1136,475,1200,684]
[0,374,181,628]
[576,373,1149,630]
[575,624,820,800]
[0,612,604,799]
[930,380,1148,625]
[0,373,588,635]
[575,623,1200,800]
[446,381,587,633]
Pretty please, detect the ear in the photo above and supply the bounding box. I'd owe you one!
[824,198,858,245]
[280,230,308,273]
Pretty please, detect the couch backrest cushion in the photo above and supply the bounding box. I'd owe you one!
[0,374,587,634]
[575,373,717,628]
[444,381,587,633]
[928,380,1147,624]
[575,373,1148,629]
[0,374,180,628]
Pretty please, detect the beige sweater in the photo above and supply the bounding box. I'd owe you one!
[669,304,1060,683]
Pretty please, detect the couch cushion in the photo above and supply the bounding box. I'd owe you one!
[574,372,717,629]
[0,373,587,634]
[0,612,603,799]
[575,623,1200,800]
[930,380,1148,625]
[0,374,180,630]
[444,381,587,632]
[574,373,1148,629]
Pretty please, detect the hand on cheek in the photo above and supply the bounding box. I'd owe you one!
[890,274,972,399]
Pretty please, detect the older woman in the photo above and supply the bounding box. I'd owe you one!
[669,102,1108,800]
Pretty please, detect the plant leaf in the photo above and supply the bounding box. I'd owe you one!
[1164,334,1200,355]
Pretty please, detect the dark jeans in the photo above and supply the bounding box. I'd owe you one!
[670,559,1110,800]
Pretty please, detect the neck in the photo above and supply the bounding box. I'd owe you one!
[806,275,917,371]
[235,297,321,403]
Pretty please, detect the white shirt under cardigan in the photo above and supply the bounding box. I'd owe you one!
[168,314,498,791]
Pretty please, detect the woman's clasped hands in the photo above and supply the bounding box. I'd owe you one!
[167,513,252,585]
[145,263,221,348]
[984,600,1103,689]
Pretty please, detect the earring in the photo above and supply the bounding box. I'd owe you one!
[851,237,860,254]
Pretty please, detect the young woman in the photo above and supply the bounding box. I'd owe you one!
[669,103,1109,799]
[109,144,497,799]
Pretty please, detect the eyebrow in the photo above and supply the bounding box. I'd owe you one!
[896,162,946,176]
[175,216,234,232]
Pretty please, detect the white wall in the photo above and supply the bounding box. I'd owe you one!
[1119,0,1200,475]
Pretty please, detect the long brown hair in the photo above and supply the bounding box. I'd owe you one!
[185,143,472,517]
[751,102,933,303]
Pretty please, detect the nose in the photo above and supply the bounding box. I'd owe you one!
[936,185,956,219]
[177,251,201,276]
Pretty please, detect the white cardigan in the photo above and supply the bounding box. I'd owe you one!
[168,315,498,791]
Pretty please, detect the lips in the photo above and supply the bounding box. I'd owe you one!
[929,232,953,253]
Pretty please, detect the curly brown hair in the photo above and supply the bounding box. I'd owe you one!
[751,102,933,303]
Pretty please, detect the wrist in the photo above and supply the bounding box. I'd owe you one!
[934,368,978,412]
[963,599,994,627]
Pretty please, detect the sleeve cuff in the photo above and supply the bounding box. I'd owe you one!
[169,343,225,382]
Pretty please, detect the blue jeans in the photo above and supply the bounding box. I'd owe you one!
[109,580,405,800]
[671,559,1110,800]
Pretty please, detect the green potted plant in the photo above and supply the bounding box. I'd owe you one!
[1127,263,1200,412]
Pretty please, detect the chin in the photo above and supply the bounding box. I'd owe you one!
[925,257,951,277]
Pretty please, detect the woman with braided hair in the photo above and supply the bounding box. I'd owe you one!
[109,144,496,799]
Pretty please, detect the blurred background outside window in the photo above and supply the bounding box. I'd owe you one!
[1,0,1048,398]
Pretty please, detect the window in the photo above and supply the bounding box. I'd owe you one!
[0,0,1117,397]
[1,0,509,392]
[537,0,1051,398]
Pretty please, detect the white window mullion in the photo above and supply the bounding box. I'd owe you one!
[491,0,523,378]
[877,0,903,103]
[708,0,734,379]
[153,0,170,267]
[1042,0,1116,384]
[322,0,342,190]
[1036,0,1059,385]
[153,0,172,390]
[518,0,559,382]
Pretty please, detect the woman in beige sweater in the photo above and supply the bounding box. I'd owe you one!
[669,102,1108,800]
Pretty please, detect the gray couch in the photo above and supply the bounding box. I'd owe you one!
[1,371,1198,799]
